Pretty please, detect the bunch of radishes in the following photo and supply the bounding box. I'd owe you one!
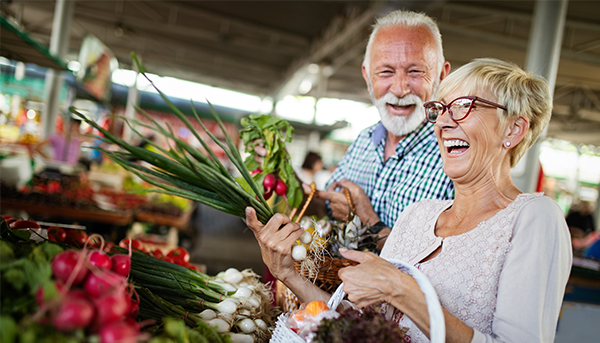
[256,170,287,201]
[37,236,142,343]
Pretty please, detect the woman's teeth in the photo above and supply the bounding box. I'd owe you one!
[443,139,470,154]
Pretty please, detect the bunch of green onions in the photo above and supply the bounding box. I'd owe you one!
[71,54,273,224]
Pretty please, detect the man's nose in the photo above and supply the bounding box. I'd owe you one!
[390,73,410,98]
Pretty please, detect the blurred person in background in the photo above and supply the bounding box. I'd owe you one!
[566,200,596,236]
[567,200,599,256]
[35,117,83,165]
[297,151,325,189]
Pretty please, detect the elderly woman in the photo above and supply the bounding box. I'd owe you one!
[245,58,572,343]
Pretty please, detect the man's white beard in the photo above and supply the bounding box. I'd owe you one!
[370,90,426,137]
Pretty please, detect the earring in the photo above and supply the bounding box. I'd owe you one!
[505,141,511,147]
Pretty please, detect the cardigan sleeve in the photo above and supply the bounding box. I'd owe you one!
[471,196,572,343]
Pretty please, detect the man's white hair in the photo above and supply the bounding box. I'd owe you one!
[363,10,445,79]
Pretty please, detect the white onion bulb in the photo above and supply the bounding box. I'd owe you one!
[292,244,307,261]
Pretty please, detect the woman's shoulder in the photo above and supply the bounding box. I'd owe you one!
[513,193,562,214]
[510,193,569,235]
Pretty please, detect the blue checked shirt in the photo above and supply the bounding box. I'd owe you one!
[326,121,454,227]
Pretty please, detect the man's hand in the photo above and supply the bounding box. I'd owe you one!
[322,179,380,225]
[244,207,304,283]
[252,139,267,163]
[303,182,352,222]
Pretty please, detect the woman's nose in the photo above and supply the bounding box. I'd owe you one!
[435,109,457,129]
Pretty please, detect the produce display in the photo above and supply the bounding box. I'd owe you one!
[1,216,278,342]
[2,55,407,343]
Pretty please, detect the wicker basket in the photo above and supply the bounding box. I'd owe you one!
[270,258,446,343]
[276,255,358,312]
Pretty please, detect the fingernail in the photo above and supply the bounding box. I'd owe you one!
[245,207,251,215]
[339,247,347,252]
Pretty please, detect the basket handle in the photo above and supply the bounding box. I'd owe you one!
[326,258,446,343]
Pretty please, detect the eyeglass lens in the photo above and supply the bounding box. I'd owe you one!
[450,98,474,121]
[425,98,474,122]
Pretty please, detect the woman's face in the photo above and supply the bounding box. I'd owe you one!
[434,88,507,184]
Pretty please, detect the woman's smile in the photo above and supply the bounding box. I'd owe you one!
[443,139,470,155]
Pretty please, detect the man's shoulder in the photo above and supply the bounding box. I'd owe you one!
[346,122,381,150]
[356,122,380,139]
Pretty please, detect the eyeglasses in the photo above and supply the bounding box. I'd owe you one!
[423,96,507,123]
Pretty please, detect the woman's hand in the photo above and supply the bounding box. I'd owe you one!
[338,248,423,310]
[244,207,303,283]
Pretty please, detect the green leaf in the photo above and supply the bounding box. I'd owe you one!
[39,242,63,261]
[235,176,256,197]
[0,315,17,343]
[0,240,15,261]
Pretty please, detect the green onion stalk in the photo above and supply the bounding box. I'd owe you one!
[71,53,273,224]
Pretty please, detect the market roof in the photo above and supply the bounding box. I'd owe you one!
[0,15,67,70]
[1,1,600,145]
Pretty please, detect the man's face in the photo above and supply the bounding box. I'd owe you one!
[363,25,441,137]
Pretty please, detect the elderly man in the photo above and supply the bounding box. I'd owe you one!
[312,10,454,244]
[245,9,454,303]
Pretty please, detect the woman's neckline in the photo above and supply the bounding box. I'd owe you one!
[431,193,535,240]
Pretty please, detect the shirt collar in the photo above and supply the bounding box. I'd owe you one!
[371,122,387,146]
[370,120,432,148]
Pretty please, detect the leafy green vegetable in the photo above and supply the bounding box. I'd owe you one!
[314,306,406,343]
[70,53,274,224]
[0,315,17,343]
[240,114,303,209]
[148,317,221,343]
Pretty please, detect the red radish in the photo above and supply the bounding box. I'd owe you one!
[123,317,141,332]
[104,242,116,253]
[119,238,145,252]
[251,168,262,176]
[128,300,139,319]
[48,227,67,243]
[68,289,90,301]
[64,229,89,248]
[275,178,287,196]
[126,285,140,319]
[111,254,131,277]
[84,270,126,297]
[94,292,130,327]
[36,282,64,306]
[52,250,89,285]
[2,215,17,225]
[10,220,40,229]
[167,247,190,266]
[52,296,95,332]
[263,189,273,200]
[89,251,112,270]
[99,320,139,343]
[263,173,277,192]
[151,249,164,259]
[162,256,175,264]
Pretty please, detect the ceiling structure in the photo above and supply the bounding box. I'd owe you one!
[2,0,600,145]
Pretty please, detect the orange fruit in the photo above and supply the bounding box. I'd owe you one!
[291,309,306,322]
[304,300,329,316]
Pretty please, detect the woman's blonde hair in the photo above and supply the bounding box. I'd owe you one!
[436,58,552,167]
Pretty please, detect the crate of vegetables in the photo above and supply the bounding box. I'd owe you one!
[270,258,446,343]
